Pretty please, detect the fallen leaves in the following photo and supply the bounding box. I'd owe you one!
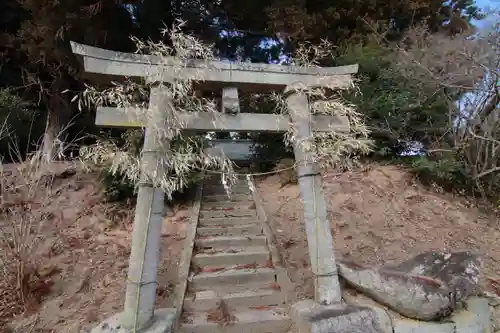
[282,238,296,249]
[199,267,225,273]
[234,263,257,270]
[206,301,237,326]
[488,277,500,296]
[250,305,271,310]
[208,206,236,211]
[269,282,281,290]
[263,260,274,268]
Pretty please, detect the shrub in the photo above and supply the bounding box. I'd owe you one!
[101,168,136,202]
[410,155,468,189]
[93,129,207,203]
[274,158,297,186]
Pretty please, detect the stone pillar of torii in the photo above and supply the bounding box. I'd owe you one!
[70,41,358,331]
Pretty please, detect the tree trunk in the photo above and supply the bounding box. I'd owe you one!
[41,78,72,163]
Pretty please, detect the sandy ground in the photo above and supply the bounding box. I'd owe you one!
[1,163,190,333]
[256,164,500,300]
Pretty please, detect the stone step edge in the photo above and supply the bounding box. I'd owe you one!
[183,289,284,311]
[198,218,260,226]
[196,235,267,243]
[192,250,271,268]
[180,307,291,331]
[189,267,277,289]
[196,224,263,236]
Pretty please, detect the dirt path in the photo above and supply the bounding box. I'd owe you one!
[256,164,500,300]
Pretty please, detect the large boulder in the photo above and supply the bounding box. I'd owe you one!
[337,251,482,321]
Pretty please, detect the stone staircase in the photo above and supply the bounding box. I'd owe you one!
[179,177,292,333]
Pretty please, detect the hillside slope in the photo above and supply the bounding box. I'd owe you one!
[2,162,499,332]
[0,163,190,332]
[256,164,500,300]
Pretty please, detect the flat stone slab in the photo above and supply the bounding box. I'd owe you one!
[198,217,259,227]
[203,194,253,202]
[192,249,269,267]
[180,307,291,333]
[89,308,176,333]
[195,235,267,249]
[190,267,276,290]
[343,293,492,333]
[199,210,256,219]
[183,289,283,311]
[392,298,492,333]
[200,202,255,210]
[451,297,491,333]
[196,224,262,237]
[393,320,455,333]
[290,300,392,333]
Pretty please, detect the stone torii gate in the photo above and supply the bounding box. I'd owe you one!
[70,41,358,332]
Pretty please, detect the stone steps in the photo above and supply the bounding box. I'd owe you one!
[180,179,290,333]
[196,235,267,249]
[200,201,255,210]
[190,267,276,290]
[196,282,281,294]
[198,217,259,227]
[200,210,257,219]
[196,224,262,237]
[203,194,253,202]
[203,188,251,195]
[192,249,270,267]
[183,289,283,311]
[180,307,291,333]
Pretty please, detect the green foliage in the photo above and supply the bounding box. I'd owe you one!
[101,168,136,202]
[410,155,469,190]
[404,152,500,202]
[97,129,206,202]
[222,0,483,54]
[250,133,293,172]
[335,40,450,157]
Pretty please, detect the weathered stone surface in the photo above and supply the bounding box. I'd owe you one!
[492,305,500,331]
[338,251,482,321]
[451,297,491,333]
[290,299,391,333]
[393,319,455,333]
[70,41,357,90]
[89,308,176,333]
[386,252,482,297]
[483,291,500,307]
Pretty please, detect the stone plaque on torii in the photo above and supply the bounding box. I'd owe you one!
[70,41,358,332]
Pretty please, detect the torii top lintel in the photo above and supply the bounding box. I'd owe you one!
[70,42,358,91]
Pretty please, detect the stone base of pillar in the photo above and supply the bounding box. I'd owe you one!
[290,297,493,333]
[88,308,176,333]
[290,299,392,333]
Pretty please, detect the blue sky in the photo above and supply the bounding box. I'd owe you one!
[476,0,499,9]
[473,0,499,28]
